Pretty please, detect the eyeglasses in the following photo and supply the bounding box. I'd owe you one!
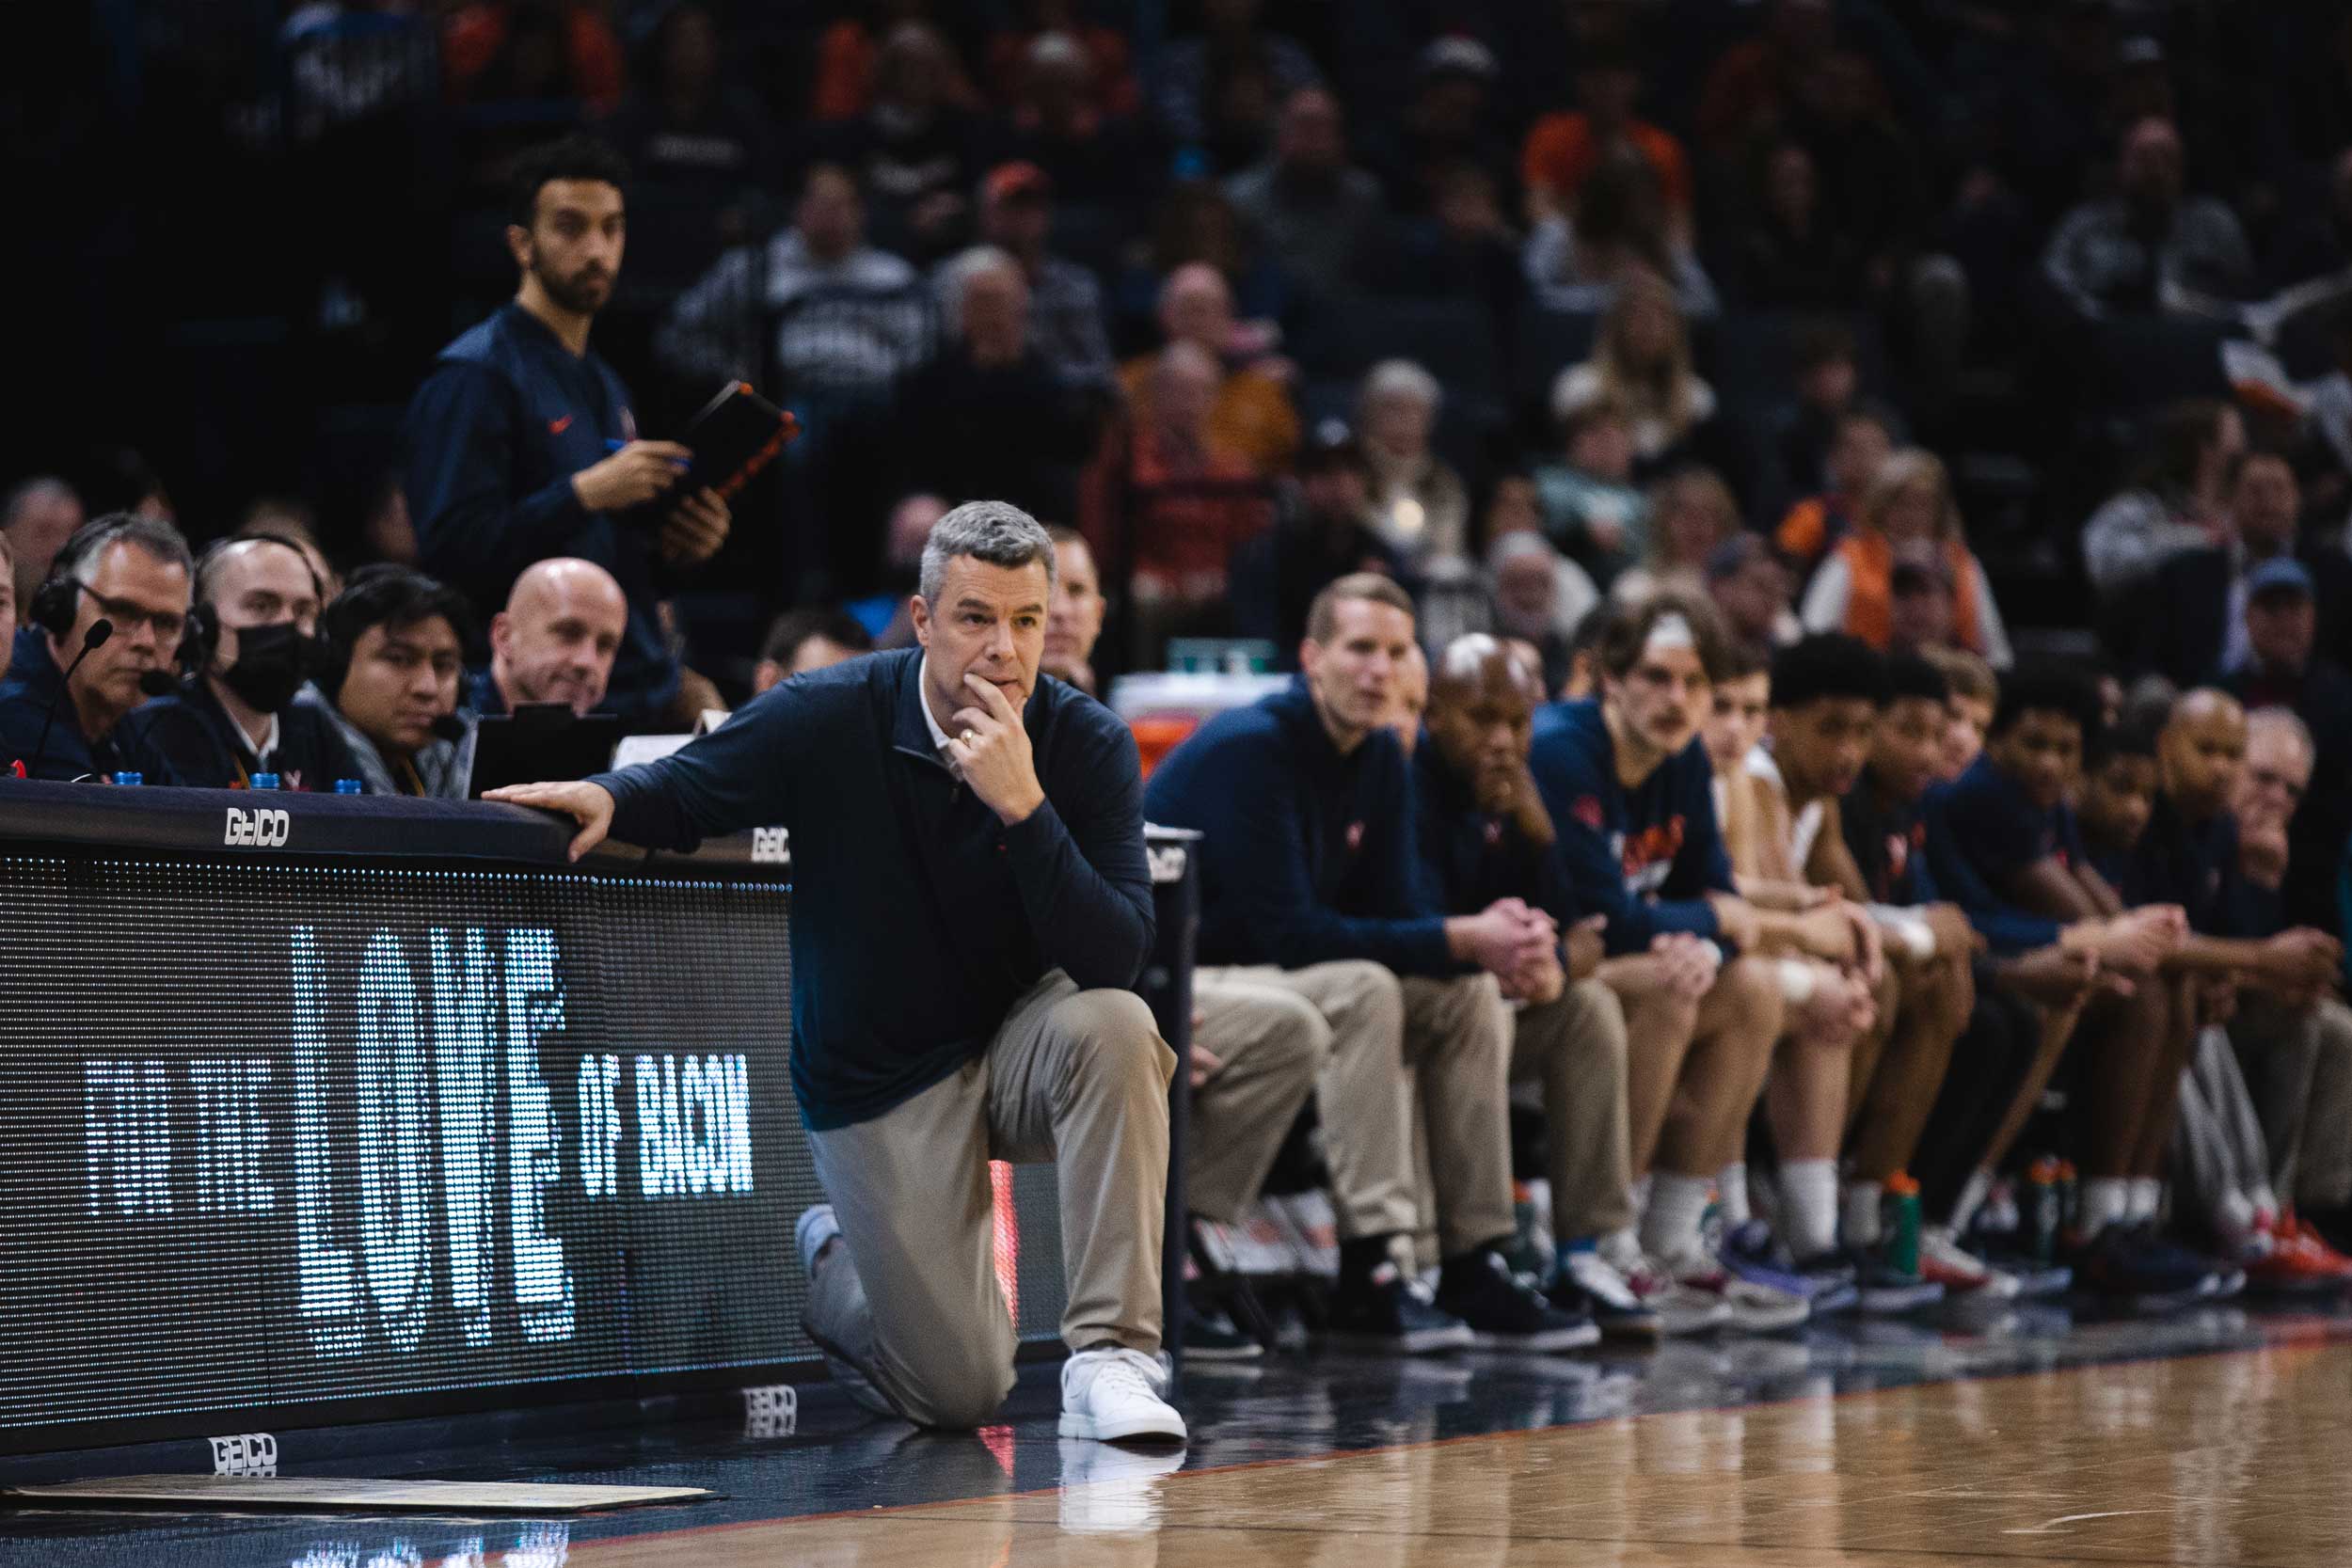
[78,582,186,644]
[2248,767,2307,807]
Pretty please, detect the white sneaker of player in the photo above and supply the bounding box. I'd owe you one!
[1059,1346,1187,1444]
[1919,1224,2021,1299]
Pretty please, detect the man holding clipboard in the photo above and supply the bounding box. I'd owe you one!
[404,134,782,732]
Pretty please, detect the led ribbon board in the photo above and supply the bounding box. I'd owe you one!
[0,856,818,1446]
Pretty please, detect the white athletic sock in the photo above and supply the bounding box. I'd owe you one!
[1777,1159,1841,1258]
[2127,1177,2162,1223]
[1718,1163,1752,1227]
[1948,1167,1994,1236]
[1641,1172,1715,1263]
[2080,1177,2130,1237]
[1841,1179,1885,1249]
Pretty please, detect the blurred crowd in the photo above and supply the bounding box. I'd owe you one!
[9,0,2352,707]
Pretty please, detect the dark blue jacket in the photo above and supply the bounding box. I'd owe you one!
[402,302,678,725]
[589,648,1154,1130]
[1840,779,1939,907]
[1412,742,1581,922]
[1143,682,1452,974]
[2125,794,2275,939]
[131,678,360,791]
[1921,754,2087,954]
[1527,699,1728,956]
[0,626,180,784]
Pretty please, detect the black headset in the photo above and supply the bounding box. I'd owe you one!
[311,562,478,703]
[184,531,330,675]
[29,515,157,641]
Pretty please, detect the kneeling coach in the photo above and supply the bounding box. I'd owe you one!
[490,500,1182,1443]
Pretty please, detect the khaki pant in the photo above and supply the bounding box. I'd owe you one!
[1512,979,1635,1243]
[1196,962,1515,1258]
[2233,992,2352,1212]
[803,973,1174,1430]
[1187,976,1328,1223]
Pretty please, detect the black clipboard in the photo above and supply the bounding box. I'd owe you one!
[680,381,799,500]
[469,704,625,798]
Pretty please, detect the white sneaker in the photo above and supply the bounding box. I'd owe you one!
[1919,1225,2021,1300]
[1598,1232,1733,1337]
[1661,1246,1809,1334]
[796,1204,840,1275]
[1059,1346,1187,1445]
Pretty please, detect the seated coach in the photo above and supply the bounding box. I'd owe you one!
[487,500,1184,1444]
[0,513,193,782]
[473,556,629,718]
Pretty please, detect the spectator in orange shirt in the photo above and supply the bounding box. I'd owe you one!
[1118,263,1301,477]
[1799,450,2011,665]
[1774,402,1898,576]
[1520,44,1691,232]
[1115,341,1275,663]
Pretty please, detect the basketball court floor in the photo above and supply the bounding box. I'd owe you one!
[6,1304,2348,1566]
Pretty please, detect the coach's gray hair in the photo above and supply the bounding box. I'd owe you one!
[918,499,1057,604]
[68,512,194,585]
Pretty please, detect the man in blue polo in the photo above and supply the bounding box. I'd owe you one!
[489,501,1184,1446]
[403,133,731,732]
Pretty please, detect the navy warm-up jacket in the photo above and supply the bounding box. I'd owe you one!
[588,648,1154,1130]
[402,302,680,722]
[1526,698,1731,956]
[1143,682,1455,976]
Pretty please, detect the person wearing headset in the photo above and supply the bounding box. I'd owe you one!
[294,564,479,798]
[133,534,360,791]
[0,512,192,783]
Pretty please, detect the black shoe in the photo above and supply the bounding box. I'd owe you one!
[1327,1261,1474,1354]
[1437,1250,1601,1352]
[1182,1304,1264,1361]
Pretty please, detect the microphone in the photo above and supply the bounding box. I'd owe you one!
[22,619,113,781]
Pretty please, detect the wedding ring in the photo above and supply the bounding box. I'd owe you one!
[960,729,978,745]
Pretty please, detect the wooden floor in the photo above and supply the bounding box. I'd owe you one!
[572,1340,2352,1568]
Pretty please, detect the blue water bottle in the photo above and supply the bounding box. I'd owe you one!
[250,772,280,791]
[334,779,363,795]
[113,771,143,786]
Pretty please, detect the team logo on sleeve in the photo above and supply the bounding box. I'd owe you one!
[1571,796,1604,831]
[1345,821,1364,852]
